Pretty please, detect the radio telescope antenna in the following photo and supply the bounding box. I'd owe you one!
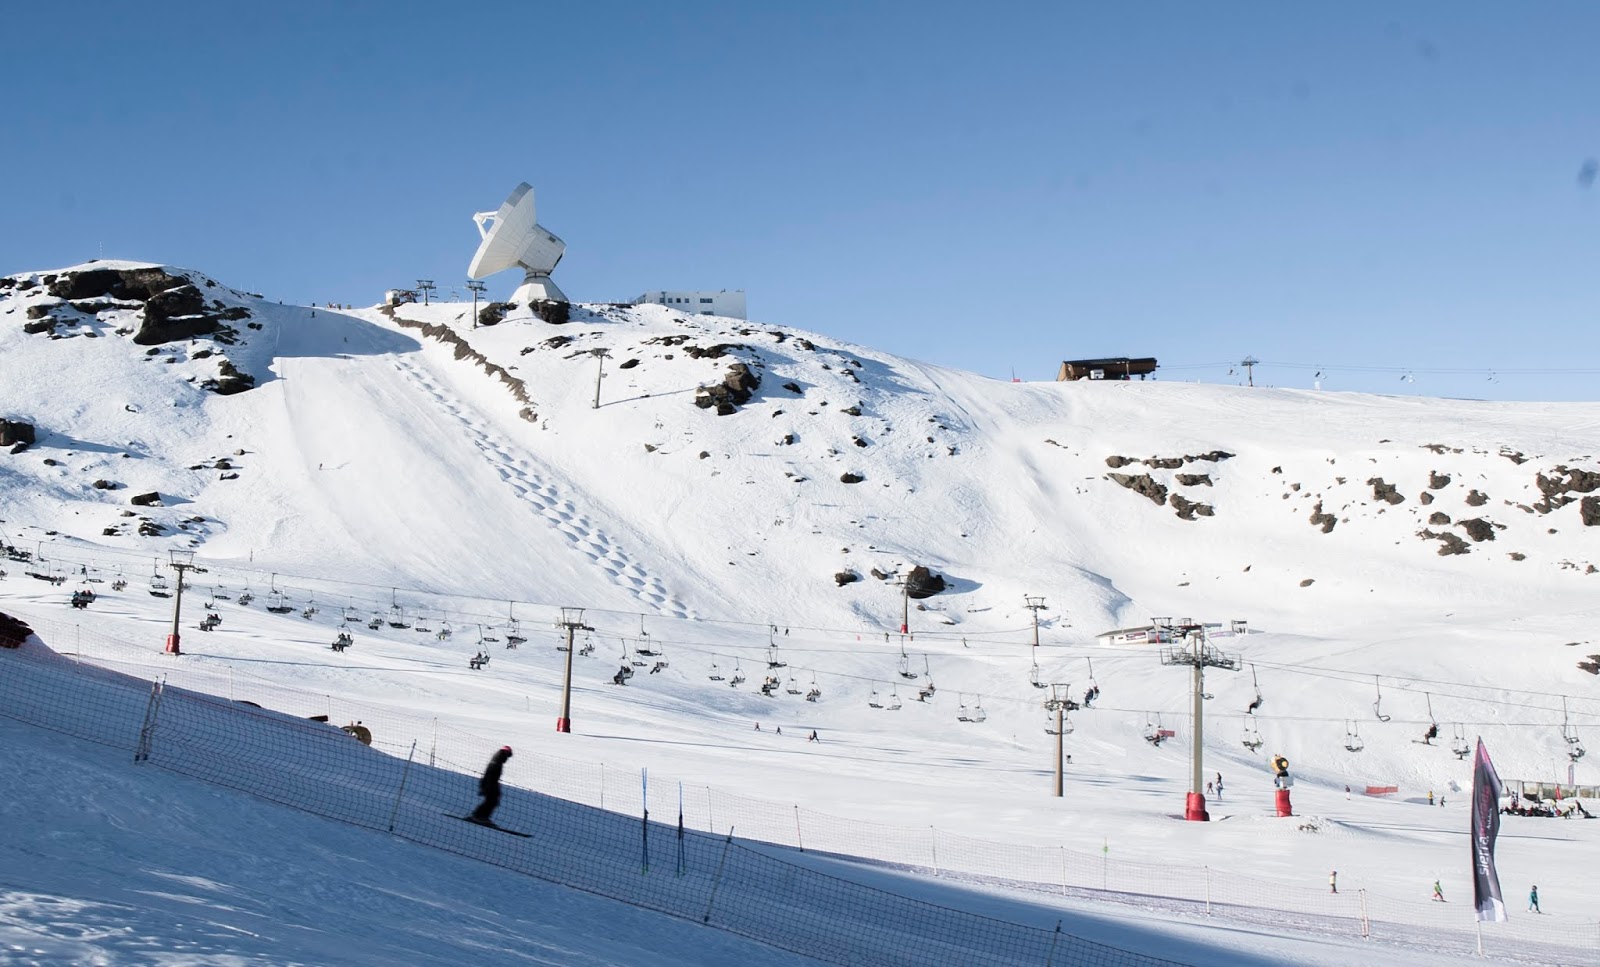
[468,182,568,308]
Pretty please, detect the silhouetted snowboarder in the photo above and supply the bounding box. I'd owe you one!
[470,746,513,824]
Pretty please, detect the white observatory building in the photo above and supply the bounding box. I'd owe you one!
[468,183,567,308]
[633,289,747,319]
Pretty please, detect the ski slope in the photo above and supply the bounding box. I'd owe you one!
[2,261,1599,964]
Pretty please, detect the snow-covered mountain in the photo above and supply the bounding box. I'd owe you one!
[4,261,1599,965]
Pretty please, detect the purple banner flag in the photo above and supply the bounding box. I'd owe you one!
[1471,739,1507,922]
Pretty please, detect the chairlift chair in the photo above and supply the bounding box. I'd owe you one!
[1344,720,1365,753]
[785,676,802,695]
[868,683,884,709]
[368,612,383,630]
[971,695,987,723]
[111,567,128,592]
[1241,716,1264,752]
[266,590,293,614]
[729,659,745,687]
[887,685,902,711]
[767,645,785,669]
[709,659,725,682]
[437,619,452,640]
[1450,724,1471,760]
[957,693,972,723]
[1143,713,1166,746]
[387,608,411,629]
[806,672,821,702]
[898,646,916,680]
[1030,662,1046,689]
[1372,676,1391,722]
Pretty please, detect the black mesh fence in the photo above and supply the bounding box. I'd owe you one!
[7,614,1598,966]
[0,634,1195,967]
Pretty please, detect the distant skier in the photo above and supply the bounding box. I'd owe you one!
[1529,884,1540,913]
[1432,879,1444,902]
[1428,790,1435,806]
[1214,775,1223,800]
[1423,723,1438,744]
[808,730,819,742]
[469,746,513,825]
[1329,870,1338,894]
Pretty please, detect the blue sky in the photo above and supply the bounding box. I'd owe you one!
[2,2,1596,401]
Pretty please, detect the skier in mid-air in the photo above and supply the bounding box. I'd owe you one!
[470,746,513,825]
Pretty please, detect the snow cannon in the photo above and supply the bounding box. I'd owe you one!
[1185,791,1210,822]
[1271,754,1293,816]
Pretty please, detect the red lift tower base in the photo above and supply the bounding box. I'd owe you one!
[556,717,571,733]
[163,634,181,656]
[1185,791,1210,821]
[1275,788,1293,816]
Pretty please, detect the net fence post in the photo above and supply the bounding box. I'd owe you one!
[794,804,804,852]
[1205,865,1212,916]
[641,767,650,875]
[1360,888,1370,939]
[1044,919,1062,967]
[930,826,939,875]
[702,828,735,925]
[133,679,165,762]
[387,740,417,833]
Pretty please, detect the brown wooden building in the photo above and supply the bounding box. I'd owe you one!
[1056,357,1159,381]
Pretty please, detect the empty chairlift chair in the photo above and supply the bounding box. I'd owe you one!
[1344,720,1365,753]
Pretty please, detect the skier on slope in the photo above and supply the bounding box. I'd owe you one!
[1432,879,1444,902]
[470,746,513,825]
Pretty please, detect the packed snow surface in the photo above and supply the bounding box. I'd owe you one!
[2,263,1598,964]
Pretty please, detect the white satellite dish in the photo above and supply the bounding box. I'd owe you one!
[468,182,567,305]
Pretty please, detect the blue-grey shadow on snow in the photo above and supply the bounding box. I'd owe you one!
[234,304,424,390]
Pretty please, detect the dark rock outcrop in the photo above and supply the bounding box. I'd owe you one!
[1105,455,1136,469]
[1465,489,1488,507]
[1108,473,1168,506]
[834,570,860,587]
[839,472,864,484]
[477,302,511,327]
[1308,502,1337,533]
[1428,471,1451,490]
[1419,529,1471,555]
[1169,493,1215,520]
[904,565,946,599]
[0,420,35,446]
[1175,473,1212,487]
[1582,496,1600,527]
[1428,511,1451,525]
[1367,477,1405,505]
[1455,517,1500,542]
[129,491,161,506]
[530,300,569,325]
[0,611,34,649]
[693,363,760,415]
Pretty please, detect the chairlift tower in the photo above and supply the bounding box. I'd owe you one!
[1044,684,1081,797]
[466,280,487,329]
[1024,595,1046,650]
[1158,619,1241,821]
[556,607,593,733]
[164,550,198,656]
[416,279,436,306]
[1240,356,1259,387]
[591,348,610,410]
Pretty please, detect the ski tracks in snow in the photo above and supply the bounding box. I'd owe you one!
[392,357,690,618]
